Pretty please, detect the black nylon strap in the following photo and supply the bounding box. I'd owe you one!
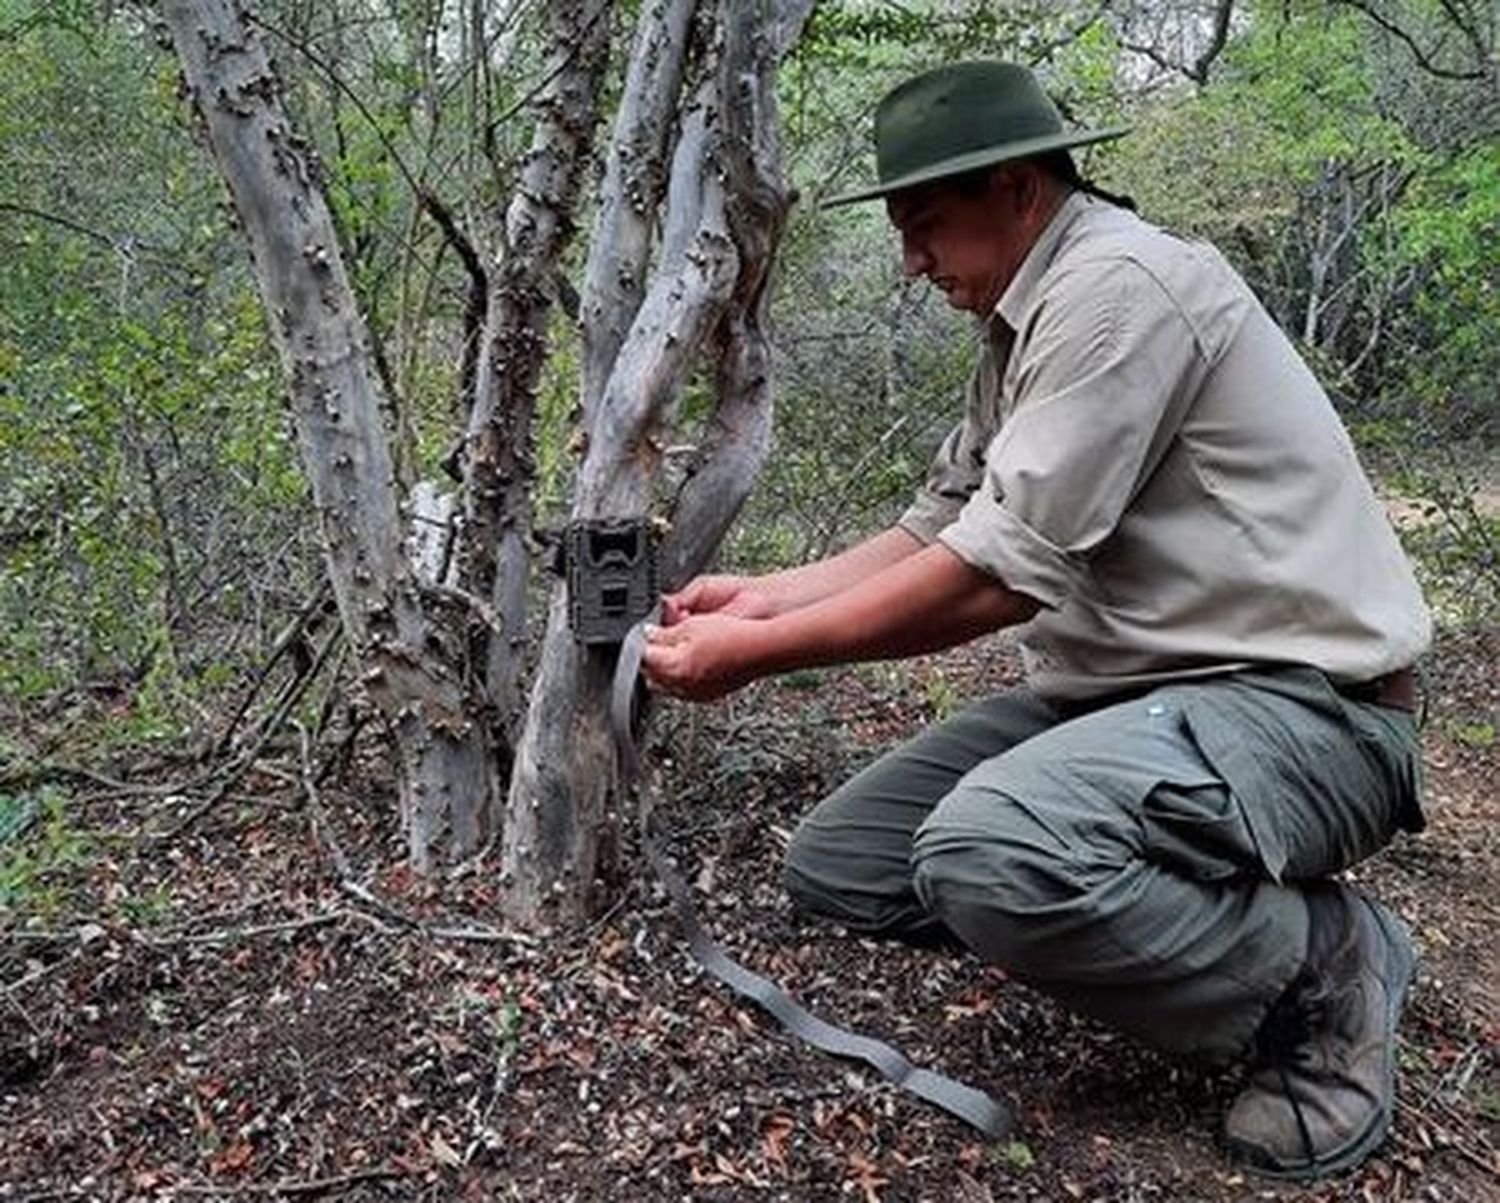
[612,611,1011,1140]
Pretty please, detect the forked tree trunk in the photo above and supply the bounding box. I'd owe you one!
[165,0,810,917]
[160,0,495,868]
[501,0,813,928]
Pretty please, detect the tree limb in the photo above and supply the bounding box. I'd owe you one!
[1335,0,1489,80]
[417,188,488,410]
[1191,0,1235,84]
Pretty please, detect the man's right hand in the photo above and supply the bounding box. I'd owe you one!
[662,575,778,625]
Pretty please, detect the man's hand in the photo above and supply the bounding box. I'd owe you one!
[661,574,777,625]
[645,538,1036,705]
[642,613,758,702]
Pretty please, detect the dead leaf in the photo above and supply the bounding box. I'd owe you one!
[954,1169,995,1202]
[430,1133,462,1168]
[762,1113,795,1172]
[209,1140,254,1176]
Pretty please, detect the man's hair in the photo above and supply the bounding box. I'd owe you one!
[1034,150,1138,211]
[946,151,1138,212]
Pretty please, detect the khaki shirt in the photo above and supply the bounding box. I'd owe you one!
[900,192,1431,700]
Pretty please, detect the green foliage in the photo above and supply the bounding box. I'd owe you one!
[1382,446,1500,624]
[1127,5,1414,271]
[999,1139,1036,1171]
[1442,718,1496,749]
[0,786,86,916]
[0,11,313,714]
[2,0,1496,772]
[1386,143,1500,420]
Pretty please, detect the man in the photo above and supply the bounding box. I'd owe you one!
[641,60,1430,1182]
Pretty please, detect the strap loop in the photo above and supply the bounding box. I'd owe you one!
[612,611,1011,1140]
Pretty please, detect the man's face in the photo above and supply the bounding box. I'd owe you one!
[885,167,1033,315]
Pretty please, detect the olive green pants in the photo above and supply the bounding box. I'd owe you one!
[784,666,1423,1063]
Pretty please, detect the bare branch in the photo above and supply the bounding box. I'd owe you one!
[461,0,615,745]
[171,1166,410,1197]
[1191,0,1235,83]
[244,10,423,194]
[580,0,700,408]
[1335,0,1490,80]
[417,189,488,409]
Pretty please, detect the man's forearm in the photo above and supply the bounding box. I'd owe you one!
[743,542,1037,675]
[758,526,925,614]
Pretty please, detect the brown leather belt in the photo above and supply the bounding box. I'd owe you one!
[1337,666,1419,714]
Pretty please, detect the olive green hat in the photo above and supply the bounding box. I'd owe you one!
[824,61,1128,207]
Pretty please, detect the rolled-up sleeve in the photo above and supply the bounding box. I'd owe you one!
[938,258,1210,609]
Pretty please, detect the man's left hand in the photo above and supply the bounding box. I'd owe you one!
[641,613,758,702]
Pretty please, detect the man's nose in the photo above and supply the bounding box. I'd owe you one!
[902,240,930,278]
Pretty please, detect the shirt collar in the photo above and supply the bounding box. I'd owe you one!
[992,189,1092,332]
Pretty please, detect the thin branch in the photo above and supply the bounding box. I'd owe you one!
[1336,0,1489,80]
[242,12,423,194]
[215,585,332,757]
[170,1166,409,1197]
[133,910,348,946]
[1190,0,1235,84]
[480,1,614,149]
[0,200,118,248]
[293,719,533,946]
[2,947,84,996]
[151,626,343,845]
[0,201,189,274]
[417,189,488,408]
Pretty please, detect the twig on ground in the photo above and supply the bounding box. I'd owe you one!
[171,1165,408,1197]
[292,719,536,948]
[2,947,84,996]
[133,911,349,947]
[151,627,342,845]
[2,985,44,1036]
[153,892,281,936]
[1,928,80,943]
[334,878,536,947]
[1397,1095,1500,1175]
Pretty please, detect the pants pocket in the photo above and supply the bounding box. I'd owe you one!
[1140,775,1287,884]
[1176,678,1401,882]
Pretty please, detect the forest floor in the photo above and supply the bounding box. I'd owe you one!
[2,624,1497,1202]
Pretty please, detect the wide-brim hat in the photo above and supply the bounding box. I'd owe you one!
[824,61,1128,208]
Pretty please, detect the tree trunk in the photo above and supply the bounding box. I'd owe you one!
[501,0,812,928]
[161,0,495,869]
[164,0,810,909]
[460,0,614,764]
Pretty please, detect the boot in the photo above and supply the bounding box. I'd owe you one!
[1223,882,1416,1180]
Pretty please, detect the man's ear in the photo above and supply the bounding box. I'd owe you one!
[1016,162,1062,223]
[1013,163,1044,214]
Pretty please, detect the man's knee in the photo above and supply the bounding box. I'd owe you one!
[910,787,1110,971]
[783,812,931,935]
[782,818,840,917]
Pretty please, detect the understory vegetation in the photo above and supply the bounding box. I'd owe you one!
[2,1,1495,747]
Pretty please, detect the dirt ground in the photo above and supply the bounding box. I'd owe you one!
[2,627,1497,1202]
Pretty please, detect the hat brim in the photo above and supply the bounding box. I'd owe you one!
[821,125,1130,209]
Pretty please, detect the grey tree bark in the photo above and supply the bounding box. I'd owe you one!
[164,0,810,919]
[160,0,495,870]
[460,0,614,766]
[501,0,814,928]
